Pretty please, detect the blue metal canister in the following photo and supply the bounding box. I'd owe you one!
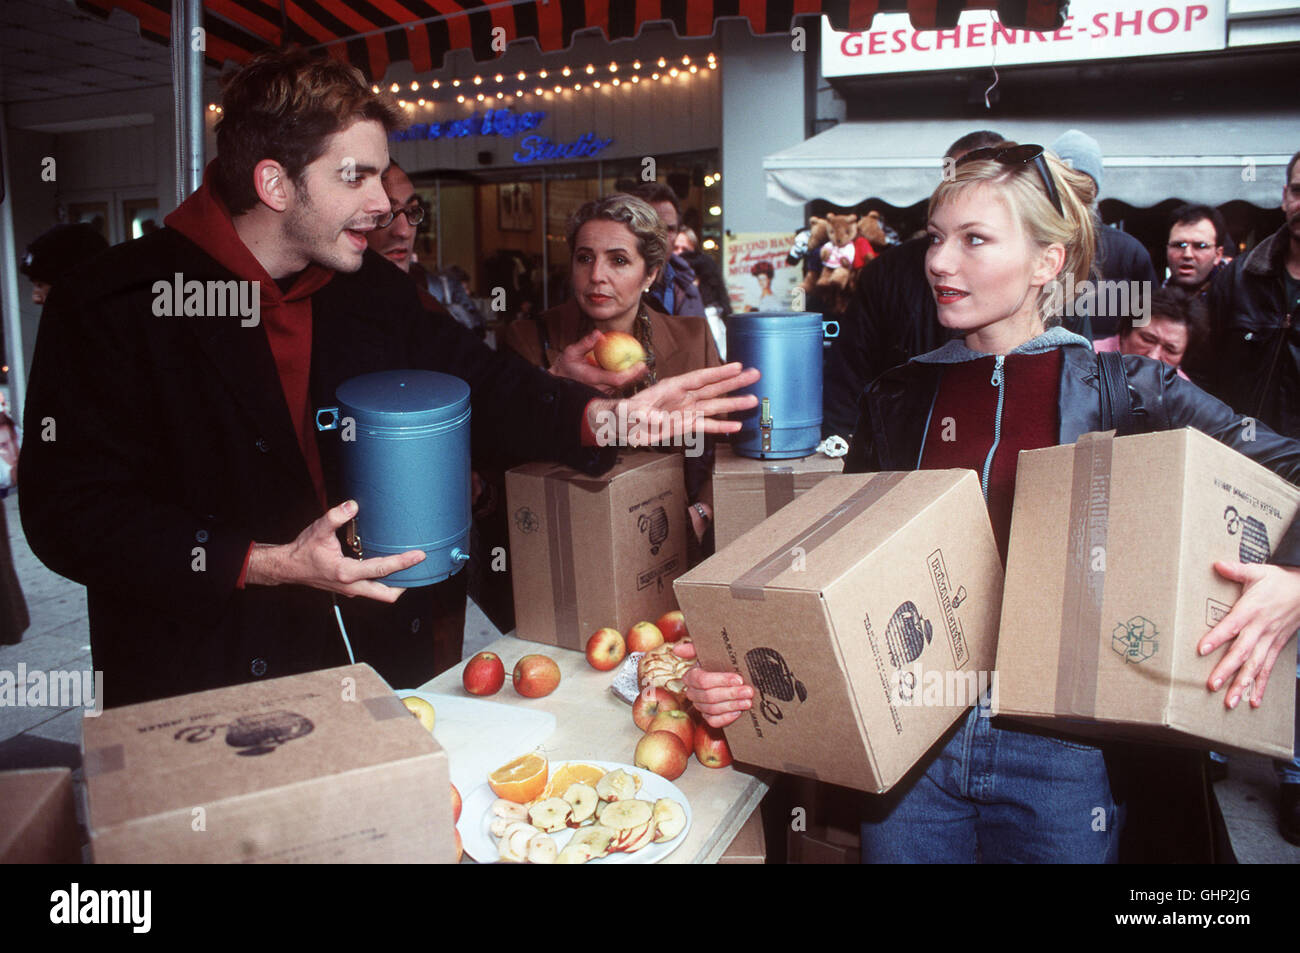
[726,312,835,459]
[316,370,471,587]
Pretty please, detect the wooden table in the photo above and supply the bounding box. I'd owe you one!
[421,633,770,864]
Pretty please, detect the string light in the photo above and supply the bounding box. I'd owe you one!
[371,51,717,108]
[708,205,722,216]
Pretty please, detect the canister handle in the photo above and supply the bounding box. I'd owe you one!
[822,320,840,340]
[315,407,340,432]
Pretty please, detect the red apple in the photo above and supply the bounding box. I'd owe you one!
[634,730,689,781]
[450,782,462,823]
[462,651,505,696]
[593,330,646,371]
[625,621,664,654]
[693,720,734,769]
[632,686,682,731]
[513,654,561,698]
[585,627,626,671]
[655,610,689,643]
[646,709,694,749]
[583,351,599,367]
[454,827,463,863]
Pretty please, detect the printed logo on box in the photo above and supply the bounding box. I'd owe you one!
[174,710,315,756]
[514,507,540,534]
[1223,506,1271,564]
[745,648,808,725]
[1111,616,1158,664]
[927,548,970,668]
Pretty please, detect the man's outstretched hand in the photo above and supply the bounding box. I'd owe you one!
[245,500,425,603]
[585,362,760,447]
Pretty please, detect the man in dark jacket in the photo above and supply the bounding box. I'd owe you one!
[1200,149,1300,843]
[19,49,755,708]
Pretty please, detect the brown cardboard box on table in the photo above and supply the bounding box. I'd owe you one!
[0,768,81,863]
[996,429,1299,758]
[82,663,456,863]
[674,470,1004,794]
[507,451,687,650]
[712,444,844,551]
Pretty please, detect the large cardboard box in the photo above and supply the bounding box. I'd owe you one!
[82,663,456,863]
[507,451,687,649]
[713,445,844,551]
[0,768,81,864]
[674,471,1004,793]
[996,429,1299,758]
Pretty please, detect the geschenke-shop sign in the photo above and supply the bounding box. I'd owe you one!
[822,1,1227,77]
[513,132,614,163]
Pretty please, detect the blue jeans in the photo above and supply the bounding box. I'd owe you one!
[860,704,1121,863]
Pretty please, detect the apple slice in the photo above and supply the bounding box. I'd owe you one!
[563,783,599,826]
[569,824,617,858]
[556,843,595,864]
[613,820,652,852]
[623,821,658,853]
[489,816,513,838]
[498,821,534,863]
[528,797,572,833]
[526,832,558,864]
[598,797,654,833]
[595,768,639,803]
[652,798,687,843]
[491,798,529,821]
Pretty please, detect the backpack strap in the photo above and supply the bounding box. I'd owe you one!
[1097,350,1137,436]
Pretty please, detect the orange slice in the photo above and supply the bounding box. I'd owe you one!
[539,762,607,800]
[488,752,548,804]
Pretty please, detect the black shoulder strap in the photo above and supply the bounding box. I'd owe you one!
[1097,350,1137,436]
[530,313,552,370]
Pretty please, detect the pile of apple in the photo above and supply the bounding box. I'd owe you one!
[491,767,687,864]
[462,650,560,699]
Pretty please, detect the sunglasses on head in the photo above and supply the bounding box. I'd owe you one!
[956,143,1064,218]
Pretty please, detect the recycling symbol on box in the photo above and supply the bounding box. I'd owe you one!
[1111,616,1158,664]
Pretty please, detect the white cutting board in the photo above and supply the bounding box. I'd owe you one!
[396,690,555,793]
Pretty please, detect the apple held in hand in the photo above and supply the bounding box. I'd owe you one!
[655,611,689,643]
[632,686,682,731]
[646,709,694,750]
[634,730,690,781]
[694,720,733,769]
[463,651,506,696]
[593,330,646,372]
[625,621,664,654]
[513,654,561,698]
[585,627,626,671]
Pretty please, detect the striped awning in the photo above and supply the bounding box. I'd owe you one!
[75,0,1068,81]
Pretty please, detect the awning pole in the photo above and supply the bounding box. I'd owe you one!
[173,0,204,204]
[0,105,27,425]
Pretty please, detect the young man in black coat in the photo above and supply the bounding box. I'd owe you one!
[19,49,756,708]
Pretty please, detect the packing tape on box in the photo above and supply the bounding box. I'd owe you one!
[763,466,796,516]
[543,471,582,651]
[364,695,408,721]
[83,744,125,778]
[730,472,907,600]
[1056,431,1114,718]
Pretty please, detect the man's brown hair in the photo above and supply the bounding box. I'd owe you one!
[213,48,406,214]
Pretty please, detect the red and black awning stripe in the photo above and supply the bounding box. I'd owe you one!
[76,0,1067,81]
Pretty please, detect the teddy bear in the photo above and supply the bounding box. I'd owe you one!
[817,213,859,292]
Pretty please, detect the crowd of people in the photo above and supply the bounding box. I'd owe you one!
[10,46,1300,863]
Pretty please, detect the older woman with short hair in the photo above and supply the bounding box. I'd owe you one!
[505,193,721,547]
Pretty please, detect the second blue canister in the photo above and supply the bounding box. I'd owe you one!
[316,370,471,587]
[726,311,831,459]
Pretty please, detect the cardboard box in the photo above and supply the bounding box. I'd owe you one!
[506,451,687,650]
[996,429,1299,758]
[713,445,844,551]
[0,768,81,864]
[674,471,1004,793]
[82,663,456,863]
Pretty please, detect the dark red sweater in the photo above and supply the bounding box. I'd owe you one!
[165,172,334,507]
[920,350,1062,560]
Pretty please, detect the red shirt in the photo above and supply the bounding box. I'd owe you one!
[919,350,1062,560]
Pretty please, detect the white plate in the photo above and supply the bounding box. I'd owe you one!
[461,760,692,864]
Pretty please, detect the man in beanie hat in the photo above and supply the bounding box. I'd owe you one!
[18,223,109,305]
[1049,129,1157,339]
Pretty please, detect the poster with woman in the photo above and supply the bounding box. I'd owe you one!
[724,233,802,313]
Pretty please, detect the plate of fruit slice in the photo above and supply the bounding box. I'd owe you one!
[461,757,692,864]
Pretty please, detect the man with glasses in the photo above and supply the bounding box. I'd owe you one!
[1164,204,1229,296]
